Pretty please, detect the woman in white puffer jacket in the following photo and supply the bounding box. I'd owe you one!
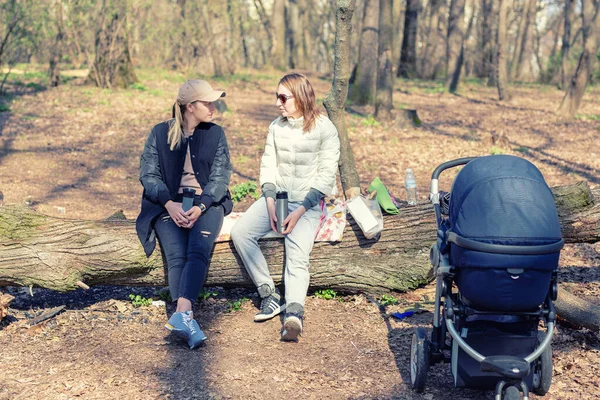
[231,73,340,342]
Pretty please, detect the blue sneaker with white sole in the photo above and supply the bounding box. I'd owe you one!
[165,310,207,349]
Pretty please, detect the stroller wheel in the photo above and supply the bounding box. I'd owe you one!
[503,385,520,400]
[410,327,430,392]
[532,333,553,395]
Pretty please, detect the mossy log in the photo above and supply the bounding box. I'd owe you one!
[0,182,598,296]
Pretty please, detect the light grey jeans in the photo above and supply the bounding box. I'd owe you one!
[230,196,322,308]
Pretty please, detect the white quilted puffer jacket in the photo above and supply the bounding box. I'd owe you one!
[259,115,340,202]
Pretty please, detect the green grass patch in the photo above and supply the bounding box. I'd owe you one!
[379,293,399,306]
[227,297,249,312]
[0,104,10,112]
[231,181,260,202]
[129,82,148,91]
[361,115,381,127]
[576,113,600,121]
[129,293,153,307]
[314,289,337,300]
[490,146,504,155]
[513,146,530,154]
[198,289,218,301]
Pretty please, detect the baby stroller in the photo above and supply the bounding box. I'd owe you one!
[410,155,564,400]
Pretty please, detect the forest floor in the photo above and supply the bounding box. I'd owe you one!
[0,67,599,399]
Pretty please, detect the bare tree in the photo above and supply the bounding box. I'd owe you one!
[87,0,137,89]
[375,0,394,120]
[557,0,600,118]
[478,0,496,85]
[397,0,418,78]
[496,0,510,101]
[271,0,286,70]
[349,0,379,106]
[446,0,466,93]
[323,0,360,200]
[513,0,537,81]
[48,0,65,87]
[560,0,575,89]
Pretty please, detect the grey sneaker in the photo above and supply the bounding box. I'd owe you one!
[165,310,207,349]
[254,285,285,322]
[281,313,303,342]
[255,292,285,322]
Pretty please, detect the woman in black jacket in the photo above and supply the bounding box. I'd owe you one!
[136,79,232,349]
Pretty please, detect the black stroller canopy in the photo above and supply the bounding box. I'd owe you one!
[448,155,562,246]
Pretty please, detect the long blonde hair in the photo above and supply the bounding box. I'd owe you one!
[167,102,186,150]
[279,73,321,133]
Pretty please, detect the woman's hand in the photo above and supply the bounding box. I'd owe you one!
[281,205,306,235]
[165,200,189,228]
[266,197,278,232]
[184,206,202,229]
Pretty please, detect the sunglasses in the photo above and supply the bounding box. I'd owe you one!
[276,93,294,104]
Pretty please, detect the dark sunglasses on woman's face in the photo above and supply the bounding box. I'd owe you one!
[276,93,294,104]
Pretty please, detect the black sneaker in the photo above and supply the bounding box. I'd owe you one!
[281,313,303,342]
[254,286,285,322]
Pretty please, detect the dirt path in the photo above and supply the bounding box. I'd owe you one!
[1,69,599,399]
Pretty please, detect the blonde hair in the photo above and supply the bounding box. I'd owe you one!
[279,73,321,133]
[167,102,186,151]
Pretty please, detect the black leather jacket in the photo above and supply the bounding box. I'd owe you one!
[136,120,232,256]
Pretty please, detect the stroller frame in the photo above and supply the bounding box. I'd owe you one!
[410,157,563,400]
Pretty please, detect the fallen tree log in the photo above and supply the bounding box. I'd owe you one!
[554,288,600,333]
[0,181,598,295]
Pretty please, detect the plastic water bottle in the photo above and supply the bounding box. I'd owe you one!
[405,168,417,206]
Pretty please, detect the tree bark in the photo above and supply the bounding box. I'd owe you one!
[349,0,379,106]
[374,0,394,121]
[1,182,598,294]
[557,1,600,118]
[496,0,510,101]
[445,0,466,93]
[397,0,418,79]
[560,0,576,90]
[323,0,360,200]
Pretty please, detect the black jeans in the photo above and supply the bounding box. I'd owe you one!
[154,205,224,302]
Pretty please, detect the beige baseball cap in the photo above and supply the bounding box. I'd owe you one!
[177,79,226,105]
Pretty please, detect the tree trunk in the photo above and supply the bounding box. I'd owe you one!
[555,288,600,333]
[48,0,64,87]
[86,0,137,89]
[477,0,494,81]
[513,0,537,82]
[1,181,598,293]
[496,0,510,101]
[323,0,360,200]
[286,0,301,69]
[271,0,286,70]
[420,0,444,79]
[397,0,418,79]
[560,0,575,90]
[374,0,394,121]
[349,0,379,106]
[557,2,600,118]
[445,0,466,93]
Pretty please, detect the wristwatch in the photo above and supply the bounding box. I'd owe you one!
[199,203,207,213]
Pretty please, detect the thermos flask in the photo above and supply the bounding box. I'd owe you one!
[182,188,196,212]
[276,191,289,233]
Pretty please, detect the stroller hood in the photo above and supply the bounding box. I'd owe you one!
[448,155,562,248]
